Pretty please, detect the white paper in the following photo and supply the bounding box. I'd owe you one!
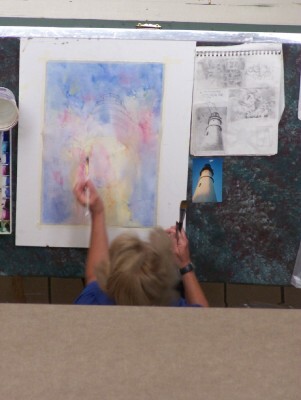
[291,241,301,288]
[298,74,301,120]
[190,43,284,156]
[16,38,195,247]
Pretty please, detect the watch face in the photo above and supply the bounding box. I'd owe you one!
[180,263,194,275]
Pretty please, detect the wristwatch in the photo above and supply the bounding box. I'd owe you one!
[179,262,195,276]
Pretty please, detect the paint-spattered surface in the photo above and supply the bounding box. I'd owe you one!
[187,44,301,285]
[0,39,87,277]
[0,38,300,284]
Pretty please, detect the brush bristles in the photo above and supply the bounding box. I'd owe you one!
[179,200,187,223]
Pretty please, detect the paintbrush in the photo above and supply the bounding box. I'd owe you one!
[176,200,187,239]
[178,200,187,231]
[85,156,90,216]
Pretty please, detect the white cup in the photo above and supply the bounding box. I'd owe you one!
[0,87,18,130]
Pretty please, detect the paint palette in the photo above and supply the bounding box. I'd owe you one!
[0,130,11,233]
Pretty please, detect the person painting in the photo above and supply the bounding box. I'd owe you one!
[74,180,209,307]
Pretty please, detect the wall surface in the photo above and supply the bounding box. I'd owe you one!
[0,0,301,26]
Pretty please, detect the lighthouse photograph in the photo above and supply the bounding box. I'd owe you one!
[192,157,223,203]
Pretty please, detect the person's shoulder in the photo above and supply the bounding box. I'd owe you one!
[74,280,115,305]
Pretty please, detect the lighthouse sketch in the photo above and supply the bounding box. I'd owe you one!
[190,103,226,155]
[203,108,224,151]
[192,163,217,203]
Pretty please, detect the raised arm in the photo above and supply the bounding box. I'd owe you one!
[73,180,109,285]
[166,226,209,307]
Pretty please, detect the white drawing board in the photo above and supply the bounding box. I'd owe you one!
[16,38,195,247]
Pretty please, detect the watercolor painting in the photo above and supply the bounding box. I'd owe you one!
[42,61,164,227]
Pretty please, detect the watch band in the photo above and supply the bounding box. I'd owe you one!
[179,262,194,276]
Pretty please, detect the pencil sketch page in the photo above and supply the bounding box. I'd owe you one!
[190,43,284,156]
[16,38,195,247]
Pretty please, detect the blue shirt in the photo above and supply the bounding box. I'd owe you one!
[74,281,200,307]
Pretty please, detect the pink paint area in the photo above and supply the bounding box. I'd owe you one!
[138,111,153,145]
[66,147,84,160]
[52,170,64,186]
[82,94,95,103]
[91,144,116,186]
[113,111,138,146]
[119,73,132,86]
[58,109,73,125]
[57,109,89,140]
[74,151,90,182]
[2,209,9,220]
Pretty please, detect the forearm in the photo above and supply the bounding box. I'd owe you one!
[73,180,109,284]
[85,211,109,284]
[181,268,209,307]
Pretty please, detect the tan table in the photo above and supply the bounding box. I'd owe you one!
[0,304,300,400]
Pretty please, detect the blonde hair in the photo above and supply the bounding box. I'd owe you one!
[96,228,180,306]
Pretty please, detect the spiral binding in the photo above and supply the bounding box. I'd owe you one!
[196,50,282,57]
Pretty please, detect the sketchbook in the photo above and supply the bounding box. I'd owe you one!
[190,42,284,156]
